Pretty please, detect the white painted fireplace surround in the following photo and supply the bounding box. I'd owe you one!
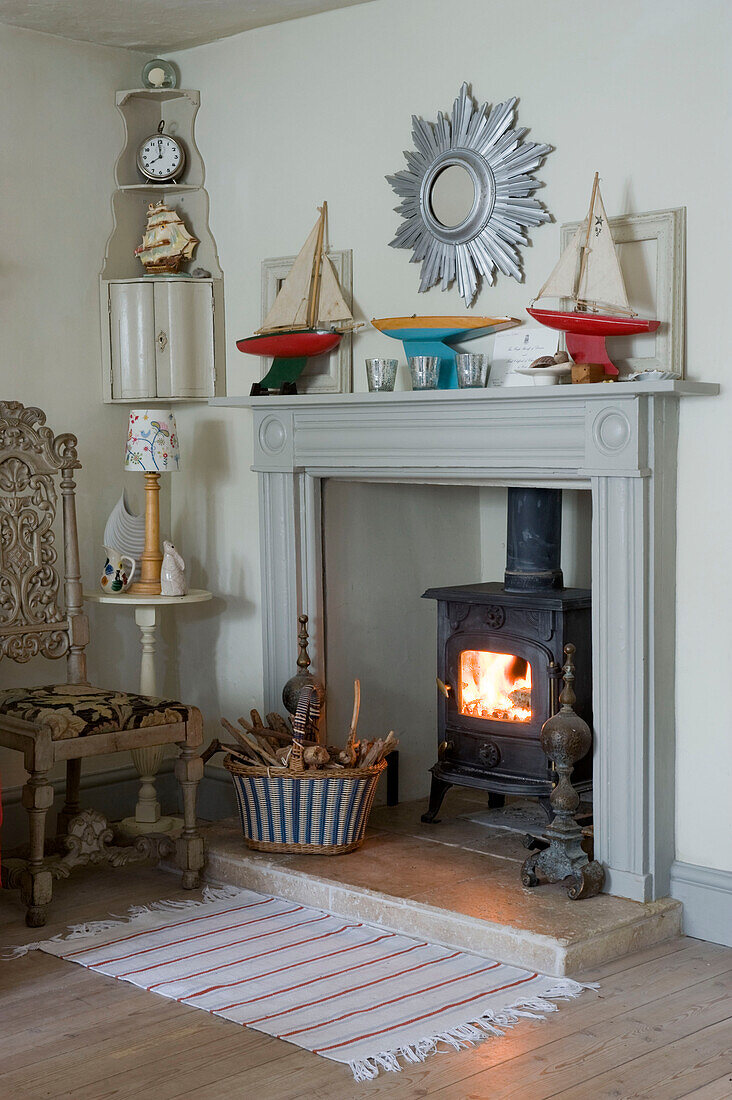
[215,381,717,904]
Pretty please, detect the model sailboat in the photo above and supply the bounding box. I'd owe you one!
[527,174,659,377]
[237,202,357,395]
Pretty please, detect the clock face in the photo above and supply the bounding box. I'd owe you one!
[138,134,184,181]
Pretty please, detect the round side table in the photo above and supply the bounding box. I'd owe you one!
[84,589,212,836]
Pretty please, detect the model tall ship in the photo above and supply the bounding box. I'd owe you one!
[237,202,356,396]
[134,201,198,275]
[527,174,659,377]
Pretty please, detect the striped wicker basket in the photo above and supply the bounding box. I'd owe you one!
[224,686,386,855]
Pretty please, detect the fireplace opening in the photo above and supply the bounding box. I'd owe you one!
[459,651,532,723]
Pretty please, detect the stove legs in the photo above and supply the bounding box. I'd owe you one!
[487,792,505,809]
[421,776,452,823]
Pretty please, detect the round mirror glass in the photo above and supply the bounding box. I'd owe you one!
[429,164,476,228]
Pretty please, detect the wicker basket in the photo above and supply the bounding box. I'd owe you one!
[224,686,386,855]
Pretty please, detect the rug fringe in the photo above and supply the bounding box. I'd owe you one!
[348,979,597,1082]
[4,882,243,959]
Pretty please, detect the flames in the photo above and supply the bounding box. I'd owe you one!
[459,650,532,722]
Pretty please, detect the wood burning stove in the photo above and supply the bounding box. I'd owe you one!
[422,488,592,821]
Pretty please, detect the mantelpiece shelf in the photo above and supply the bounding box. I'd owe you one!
[212,380,718,408]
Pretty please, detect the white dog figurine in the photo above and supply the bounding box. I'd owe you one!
[160,540,188,596]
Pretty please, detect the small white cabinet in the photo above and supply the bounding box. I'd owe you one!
[107,279,215,400]
[100,87,224,403]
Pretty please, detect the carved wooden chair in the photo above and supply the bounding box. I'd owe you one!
[0,402,204,926]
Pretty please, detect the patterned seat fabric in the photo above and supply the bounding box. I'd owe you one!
[0,684,190,740]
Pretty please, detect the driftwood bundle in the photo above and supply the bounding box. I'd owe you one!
[208,680,399,771]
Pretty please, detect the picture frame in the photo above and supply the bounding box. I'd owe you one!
[560,207,686,377]
[261,250,354,394]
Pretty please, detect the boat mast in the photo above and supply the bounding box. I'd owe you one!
[576,172,599,312]
[306,202,327,329]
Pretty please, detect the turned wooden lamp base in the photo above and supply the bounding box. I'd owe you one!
[129,471,163,596]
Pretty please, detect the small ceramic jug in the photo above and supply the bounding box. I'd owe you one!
[100,546,136,593]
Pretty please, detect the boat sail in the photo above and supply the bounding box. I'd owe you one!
[257,210,353,334]
[533,175,634,317]
[134,201,198,275]
[238,202,357,395]
[527,174,659,377]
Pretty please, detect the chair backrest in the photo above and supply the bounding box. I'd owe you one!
[0,401,88,683]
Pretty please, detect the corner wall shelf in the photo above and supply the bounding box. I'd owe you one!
[100,87,225,404]
[118,183,201,193]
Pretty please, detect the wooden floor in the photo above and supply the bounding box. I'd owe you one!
[1,866,731,1100]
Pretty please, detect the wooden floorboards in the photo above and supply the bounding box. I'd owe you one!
[1,865,731,1099]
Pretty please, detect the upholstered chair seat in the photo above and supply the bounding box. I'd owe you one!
[0,684,191,740]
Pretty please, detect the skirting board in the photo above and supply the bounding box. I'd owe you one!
[670,860,732,947]
[196,764,237,821]
[1,761,235,849]
[1,762,177,849]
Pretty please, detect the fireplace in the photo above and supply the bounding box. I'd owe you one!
[422,488,592,821]
[223,381,717,901]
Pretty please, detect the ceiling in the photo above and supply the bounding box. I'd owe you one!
[0,0,375,51]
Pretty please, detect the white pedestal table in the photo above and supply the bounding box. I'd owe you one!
[84,589,212,836]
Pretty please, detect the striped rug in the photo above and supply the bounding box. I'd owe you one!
[20,885,593,1081]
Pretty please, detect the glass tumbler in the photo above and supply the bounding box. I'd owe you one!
[365,358,398,392]
[455,353,489,388]
[409,356,440,390]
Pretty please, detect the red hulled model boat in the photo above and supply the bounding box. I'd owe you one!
[237,202,356,395]
[527,174,659,376]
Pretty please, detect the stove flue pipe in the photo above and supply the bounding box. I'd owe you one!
[504,487,563,592]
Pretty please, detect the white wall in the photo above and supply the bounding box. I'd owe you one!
[170,0,731,874]
[0,27,145,790]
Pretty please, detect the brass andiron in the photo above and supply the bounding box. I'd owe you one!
[521,643,605,900]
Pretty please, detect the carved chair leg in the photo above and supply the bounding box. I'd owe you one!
[175,721,204,890]
[57,758,82,836]
[21,770,54,927]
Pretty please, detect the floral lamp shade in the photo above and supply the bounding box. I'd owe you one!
[124,409,180,472]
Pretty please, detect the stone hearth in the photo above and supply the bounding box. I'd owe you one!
[200,791,681,977]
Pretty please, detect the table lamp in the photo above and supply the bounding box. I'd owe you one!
[124,409,180,595]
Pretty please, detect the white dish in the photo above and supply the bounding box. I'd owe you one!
[514,364,572,386]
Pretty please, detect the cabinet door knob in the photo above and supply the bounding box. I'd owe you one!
[157,330,168,353]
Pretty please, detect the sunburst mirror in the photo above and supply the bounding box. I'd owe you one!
[387,84,552,306]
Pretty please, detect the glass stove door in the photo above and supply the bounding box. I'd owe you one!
[458,650,533,723]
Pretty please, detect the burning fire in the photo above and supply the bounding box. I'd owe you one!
[459,650,532,722]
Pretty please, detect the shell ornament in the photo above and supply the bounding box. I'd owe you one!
[387,84,552,306]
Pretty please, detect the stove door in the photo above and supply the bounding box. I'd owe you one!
[446,633,553,734]
[438,633,556,786]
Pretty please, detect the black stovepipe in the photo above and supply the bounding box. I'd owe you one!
[504,487,563,592]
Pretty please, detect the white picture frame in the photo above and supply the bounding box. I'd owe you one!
[261,250,353,393]
[560,207,686,377]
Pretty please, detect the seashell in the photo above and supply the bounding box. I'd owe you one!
[103,492,146,560]
[553,351,570,364]
[529,356,556,369]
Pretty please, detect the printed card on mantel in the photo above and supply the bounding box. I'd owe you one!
[488,328,559,386]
